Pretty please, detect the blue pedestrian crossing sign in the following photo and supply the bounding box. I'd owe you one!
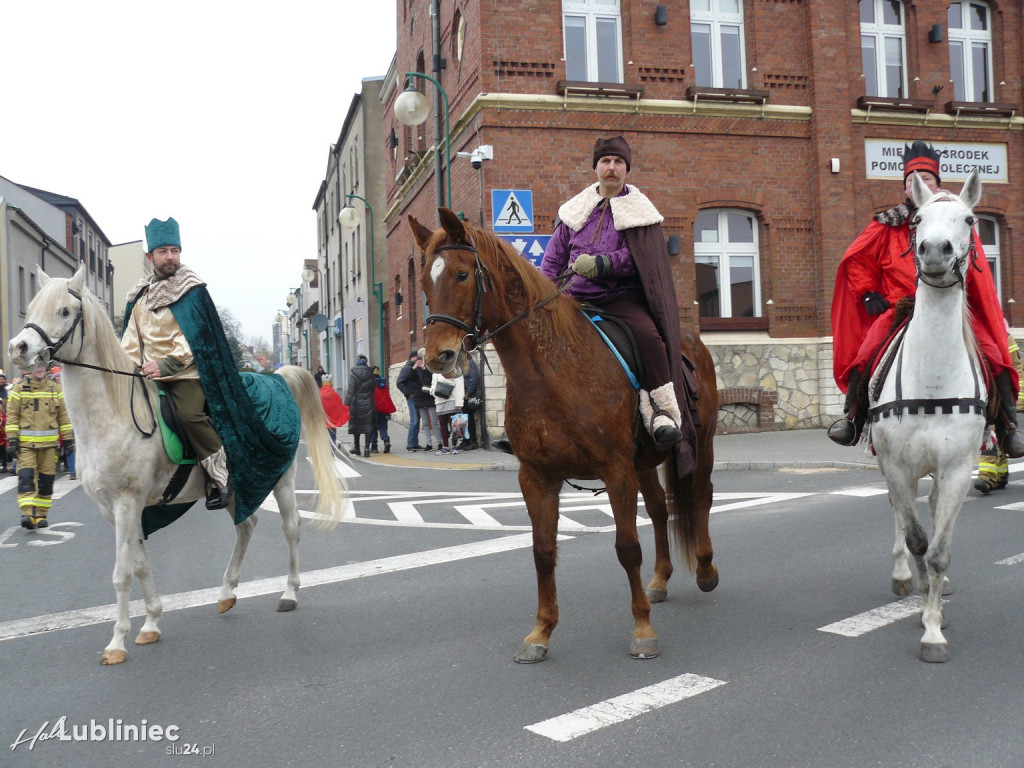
[500,234,552,267]
[492,189,534,233]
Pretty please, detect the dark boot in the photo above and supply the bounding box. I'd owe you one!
[994,370,1024,458]
[828,368,866,446]
[383,440,391,454]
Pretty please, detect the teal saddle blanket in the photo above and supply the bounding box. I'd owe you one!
[141,372,300,538]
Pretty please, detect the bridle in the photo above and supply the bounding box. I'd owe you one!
[23,287,85,364]
[424,238,572,356]
[20,284,157,436]
[907,194,981,290]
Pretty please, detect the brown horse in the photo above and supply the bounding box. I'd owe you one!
[410,208,718,662]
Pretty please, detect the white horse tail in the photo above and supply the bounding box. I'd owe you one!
[276,365,349,531]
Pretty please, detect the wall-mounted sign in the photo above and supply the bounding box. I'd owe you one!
[864,139,1008,183]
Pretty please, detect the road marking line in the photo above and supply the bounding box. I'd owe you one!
[0,533,563,643]
[818,596,924,637]
[995,502,1024,512]
[995,552,1024,565]
[524,673,726,742]
[830,487,889,497]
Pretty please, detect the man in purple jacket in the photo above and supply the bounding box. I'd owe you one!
[540,136,688,454]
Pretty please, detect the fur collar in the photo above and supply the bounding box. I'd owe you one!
[126,265,206,310]
[557,184,664,231]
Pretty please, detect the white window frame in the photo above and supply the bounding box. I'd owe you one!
[689,0,747,90]
[947,1,993,103]
[977,215,1000,299]
[693,208,761,319]
[860,0,908,99]
[562,0,623,83]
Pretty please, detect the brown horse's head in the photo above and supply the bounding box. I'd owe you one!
[409,208,486,377]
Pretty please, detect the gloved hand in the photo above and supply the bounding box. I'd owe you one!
[64,440,74,454]
[6,439,17,460]
[862,292,891,317]
[570,254,611,279]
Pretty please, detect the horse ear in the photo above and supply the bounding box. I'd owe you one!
[910,171,933,209]
[37,267,51,285]
[408,215,435,252]
[69,263,86,293]
[960,168,982,210]
[438,208,468,243]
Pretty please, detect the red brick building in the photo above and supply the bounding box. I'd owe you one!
[382,0,1024,432]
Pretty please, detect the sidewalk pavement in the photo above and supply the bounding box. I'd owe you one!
[343,429,880,472]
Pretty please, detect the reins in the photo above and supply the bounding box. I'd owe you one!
[21,286,158,437]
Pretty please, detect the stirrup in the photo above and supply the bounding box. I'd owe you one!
[1001,428,1024,459]
[827,417,863,447]
[652,422,682,451]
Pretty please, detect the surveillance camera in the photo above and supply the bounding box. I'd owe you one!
[471,151,483,170]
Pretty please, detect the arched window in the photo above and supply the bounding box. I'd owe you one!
[948,1,993,102]
[693,209,761,319]
[977,215,1001,299]
[407,257,418,341]
[860,0,907,98]
[452,9,465,62]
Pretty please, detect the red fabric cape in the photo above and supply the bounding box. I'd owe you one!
[831,216,1014,393]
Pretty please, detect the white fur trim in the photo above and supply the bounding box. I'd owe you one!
[557,184,664,232]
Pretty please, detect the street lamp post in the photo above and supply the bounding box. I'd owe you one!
[302,264,328,374]
[285,288,308,370]
[394,72,451,211]
[339,195,385,368]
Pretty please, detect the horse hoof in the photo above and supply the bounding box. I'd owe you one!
[646,587,668,603]
[697,569,719,593]
[100,649,127,665]
[134,631,160,646]
[920,642,949,663]
[942,577,953,596]
[217,597,237,614]
[514,642,548,664]
[891,578,914,597]
[630,637,660,659]
[276,598,298,612]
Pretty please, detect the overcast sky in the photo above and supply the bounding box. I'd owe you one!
[1,1,397,345]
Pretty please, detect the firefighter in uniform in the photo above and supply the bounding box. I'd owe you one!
[6,363,73,529]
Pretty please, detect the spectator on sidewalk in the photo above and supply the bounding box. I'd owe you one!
[413,348,441,451]
[345,354,377,457]
[431,371,465,455]
[396,350,422,451]
[370,366,396,454]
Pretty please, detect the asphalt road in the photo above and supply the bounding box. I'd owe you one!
[2,454,1024,768]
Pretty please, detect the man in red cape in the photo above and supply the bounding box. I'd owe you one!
[830,140,1023,457]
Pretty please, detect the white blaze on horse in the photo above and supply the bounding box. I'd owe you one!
[8,266,348,665]
[867,168,987,663]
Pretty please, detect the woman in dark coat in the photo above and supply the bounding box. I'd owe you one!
[345,354,378,457]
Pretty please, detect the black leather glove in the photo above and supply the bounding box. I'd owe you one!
[64,440,74,454]
[7,439,17,460]
[862,292,891,317]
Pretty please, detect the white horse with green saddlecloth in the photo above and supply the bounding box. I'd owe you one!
[8,266,348,665]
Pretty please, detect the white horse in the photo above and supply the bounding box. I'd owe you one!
[868,168,987,663]
[8,266,347,665]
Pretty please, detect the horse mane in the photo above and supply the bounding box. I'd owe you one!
[62,281,138,422]
[463,221,585,348]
